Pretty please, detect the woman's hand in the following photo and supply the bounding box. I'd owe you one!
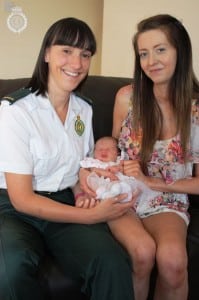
[121,160,166,191]
[75,194,99,208]
[90,193,137,223]
[122,160,147,183]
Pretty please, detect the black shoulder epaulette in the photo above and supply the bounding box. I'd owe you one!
[74,91,93,106]
[0,87,32,105]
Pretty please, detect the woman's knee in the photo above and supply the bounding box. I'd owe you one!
[129,235,156,275]
[156,246,187,287]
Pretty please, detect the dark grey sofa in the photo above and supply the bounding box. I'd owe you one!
[0,75,199,300]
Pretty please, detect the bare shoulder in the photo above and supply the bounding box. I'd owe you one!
[116,84,132,97]
[112,84,132,138]
[115,84,132,103]
[114,84,132,110]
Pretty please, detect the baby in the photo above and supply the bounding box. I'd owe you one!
[80,136,159,205]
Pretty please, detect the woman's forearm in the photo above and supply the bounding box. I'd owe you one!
[146,176,199,195]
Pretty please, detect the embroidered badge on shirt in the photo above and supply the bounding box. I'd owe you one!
[75,115,85,136]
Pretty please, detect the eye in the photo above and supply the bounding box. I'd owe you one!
[81,51,92,59]
[139,51,147,59]
[63,48,71,54]
[61,45,73,54]
[156,47,166,53]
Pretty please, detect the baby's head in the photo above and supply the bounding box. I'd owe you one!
[94,136,119,162]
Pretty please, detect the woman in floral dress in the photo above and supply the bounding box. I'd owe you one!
[111,14,199,300]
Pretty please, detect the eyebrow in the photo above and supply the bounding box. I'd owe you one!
[139,43,167,51]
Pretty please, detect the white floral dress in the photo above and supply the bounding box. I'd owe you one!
[118,100,199,224]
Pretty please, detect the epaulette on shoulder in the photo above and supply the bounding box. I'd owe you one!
[0,87,32,105]
[75,91,93,106]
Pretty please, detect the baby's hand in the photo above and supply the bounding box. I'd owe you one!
[92,167,118,181]
[106,164,122,174]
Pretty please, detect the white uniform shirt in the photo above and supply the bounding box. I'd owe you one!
[0,92,94,191]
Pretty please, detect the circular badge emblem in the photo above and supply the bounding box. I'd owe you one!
[75,115,85,136]
[7,6,27,33]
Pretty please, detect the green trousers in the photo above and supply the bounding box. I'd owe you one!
[0,189,134,300]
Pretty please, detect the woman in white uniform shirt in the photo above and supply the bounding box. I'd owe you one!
[0,18,135,300]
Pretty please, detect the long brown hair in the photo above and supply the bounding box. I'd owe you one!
[132,14,199,167]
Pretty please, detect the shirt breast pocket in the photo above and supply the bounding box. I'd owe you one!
[30,138,59,176]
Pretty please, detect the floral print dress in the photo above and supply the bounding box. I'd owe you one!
[118,100,199,224]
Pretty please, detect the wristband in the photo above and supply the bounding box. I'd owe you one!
[75,192,86,200]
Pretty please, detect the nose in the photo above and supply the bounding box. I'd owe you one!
[148,52,157,65]
[70,53,82,69]
[99,148,109,156]
[100,149,106,154]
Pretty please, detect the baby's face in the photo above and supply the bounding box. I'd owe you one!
[94,139,118,162]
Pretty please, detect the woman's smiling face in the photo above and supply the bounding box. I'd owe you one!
[45,45,92,94]
[137,29,177,87]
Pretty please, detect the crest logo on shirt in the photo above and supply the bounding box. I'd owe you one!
[75,115,85,136]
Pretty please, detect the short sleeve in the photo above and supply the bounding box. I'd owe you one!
[0,105,33,174]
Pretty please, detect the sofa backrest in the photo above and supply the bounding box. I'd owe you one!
[0,75,132,141]
[0,78,30,98]
[79,76,132,140]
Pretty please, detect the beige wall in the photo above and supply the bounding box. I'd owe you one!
[101,0,199,78]
[1,0,199,79]
[0,0,103,78]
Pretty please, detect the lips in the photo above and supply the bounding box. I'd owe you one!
[63,70,80,77]
[100,155,109,162]
[149,68,162,74]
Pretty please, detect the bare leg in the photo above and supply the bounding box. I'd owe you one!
[108,210,156,300]
[143,212,188,300]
